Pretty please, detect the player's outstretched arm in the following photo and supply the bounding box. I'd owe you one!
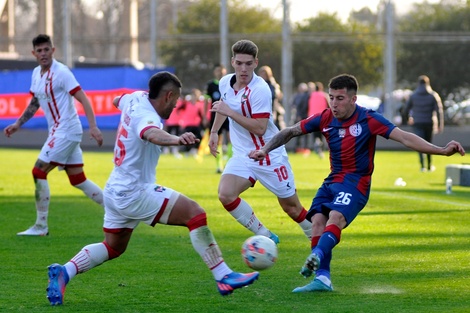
[249,123,303,161]
[144,128,200,147]
[389,127,465,156]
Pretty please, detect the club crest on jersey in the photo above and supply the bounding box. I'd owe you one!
[349,123,362,137]
[154,185,166,192]
[338,128,346,138]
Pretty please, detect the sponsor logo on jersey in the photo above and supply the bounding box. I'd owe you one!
[154,185,166,192]
[339,128,346,138]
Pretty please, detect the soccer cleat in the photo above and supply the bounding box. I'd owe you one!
[268,231,280,245]
[292,278,333,293]
[46,263,69,305]
[17,224,49,236]
[299,252,321,278]
[216,271,259,296]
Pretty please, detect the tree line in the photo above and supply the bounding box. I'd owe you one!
[2,0,470,102]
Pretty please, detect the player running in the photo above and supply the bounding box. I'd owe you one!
[209,39,312,244]
[46,72,259,305]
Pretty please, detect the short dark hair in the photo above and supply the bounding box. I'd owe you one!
[148,71,182,99]
[328,74,359,94]
[231,39,258,58]
[32,34,53,48]
[418,75,430,85]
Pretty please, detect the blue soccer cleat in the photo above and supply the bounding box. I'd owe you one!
[216,271,259,296]
[46,263,69,305]
[292,278,333,293]
[268,231,280,245]
[299,252,321,278]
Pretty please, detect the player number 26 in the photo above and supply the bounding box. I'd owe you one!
[334,192,352,205]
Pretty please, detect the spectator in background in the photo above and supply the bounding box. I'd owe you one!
[404,75,444,172]
[180,89,205,156]
[163,96,184,158]
[258,65,286,130]
[308,81,330,159]
[291,82,310,154]
[3,34,104,236]
[205,64,231,173]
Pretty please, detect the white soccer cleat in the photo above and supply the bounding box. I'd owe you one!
[17,224,49,236]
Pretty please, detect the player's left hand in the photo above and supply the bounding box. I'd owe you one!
[249,149,267,161]
[89,126,103,147]
[444,140,465,156]
[210,101,231,117]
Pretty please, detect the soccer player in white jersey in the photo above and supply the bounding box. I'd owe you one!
[208,39,312,243]
[3,34,104,236]
[45,72,259,305]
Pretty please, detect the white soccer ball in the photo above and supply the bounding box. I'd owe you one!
[241,235,278,270]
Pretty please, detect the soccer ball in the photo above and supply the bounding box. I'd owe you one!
[241,235,278,270]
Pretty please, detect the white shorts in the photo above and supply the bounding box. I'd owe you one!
[38,135,83,168]
[223,155,297,198]
[103,184,179,230]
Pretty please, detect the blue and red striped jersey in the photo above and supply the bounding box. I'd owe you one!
[301,105,396,195]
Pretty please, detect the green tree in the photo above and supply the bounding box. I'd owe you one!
[161,0,282,92]
[292,13,383,93]
[397,1,470,99]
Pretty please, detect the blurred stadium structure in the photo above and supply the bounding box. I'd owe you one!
[1,0,470,131]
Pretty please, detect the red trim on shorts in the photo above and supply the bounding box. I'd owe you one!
[187,213,207,231]
[68,172,87,185]
[151,198,169,226]
[223,197,241,212]
[32,167,48,179]
[294,208,308,223]
[311,235,320,249]
[248,176,256,187]
[102,241,121,260]
[103,227,133,234]
[324,224,341,243]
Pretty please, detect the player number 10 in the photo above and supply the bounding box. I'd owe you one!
[273,165,288,182]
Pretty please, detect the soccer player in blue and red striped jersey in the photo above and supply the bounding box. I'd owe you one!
[249,73,465,293]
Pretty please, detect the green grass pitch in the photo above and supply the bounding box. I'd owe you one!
[0,148,469,312]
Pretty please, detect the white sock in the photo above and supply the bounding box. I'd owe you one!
[189,226,232,280]
[34,179,50,227]
[229,199,270,237]
[298,219,312,239]
[315,275,332,287]
[74,180,104,206]
[66,242,109,279]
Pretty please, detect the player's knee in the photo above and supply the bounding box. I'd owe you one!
[186,212,207,231]
[103,241,123,260]
[222,197,241,212]
[68,172,87,186]
[32,167,48,180]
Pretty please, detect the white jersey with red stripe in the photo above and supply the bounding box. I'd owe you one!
[30,59,82,141]
[105,90,163,208]
[219,73,287,164]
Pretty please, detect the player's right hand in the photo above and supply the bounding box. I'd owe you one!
[4,124,19,137]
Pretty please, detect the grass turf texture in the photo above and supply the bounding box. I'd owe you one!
[0,148,469,313]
